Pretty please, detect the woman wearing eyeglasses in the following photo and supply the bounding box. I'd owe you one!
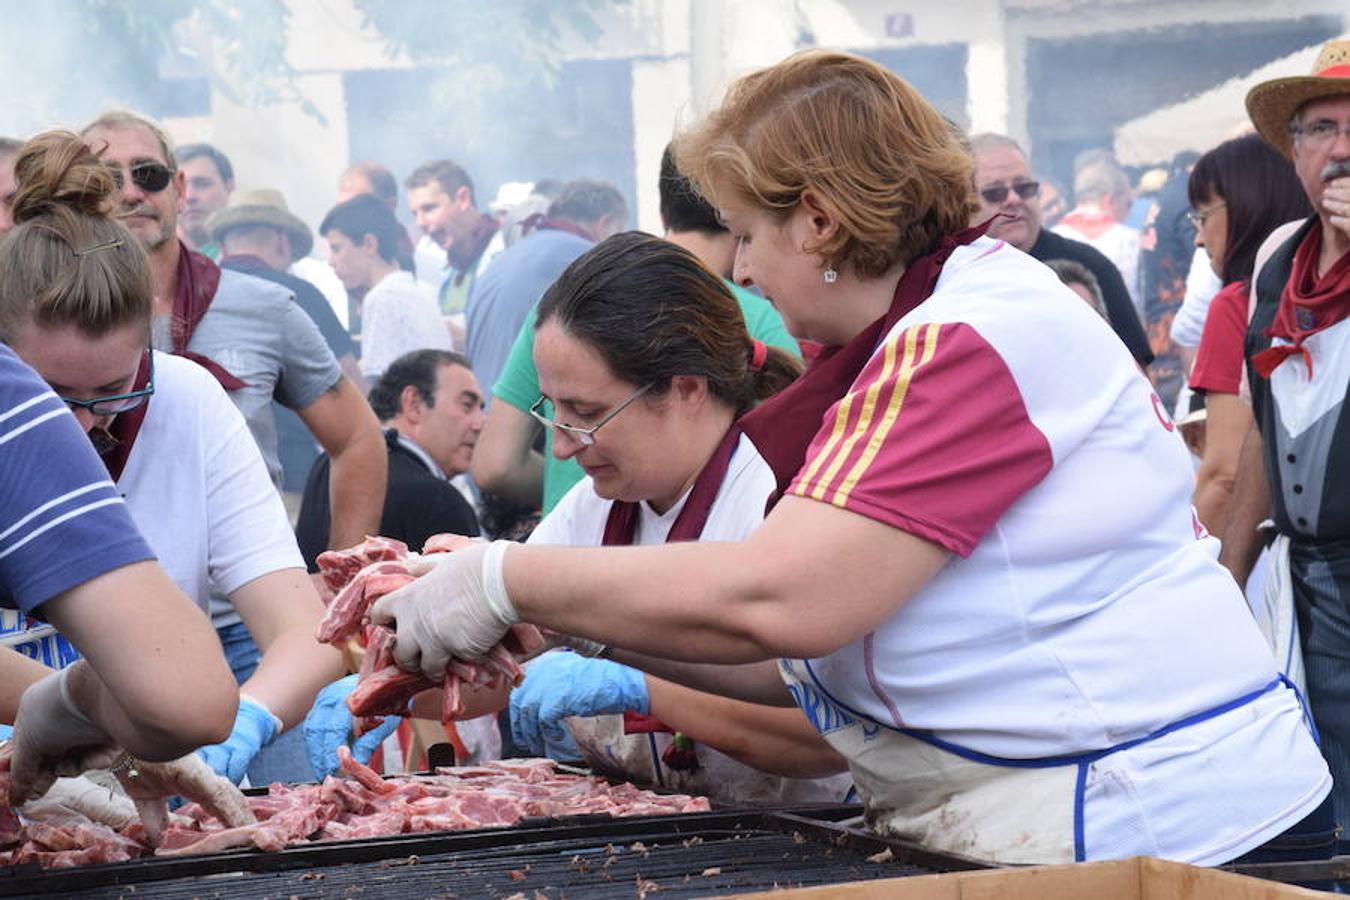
[370,51,1332,865]
[0,131,344,786]
[1185,134,1311,541]
[308,232,852,801]
[514,233,848,802]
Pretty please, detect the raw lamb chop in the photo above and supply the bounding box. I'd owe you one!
[315,535,409,594]
[316,535,545,722]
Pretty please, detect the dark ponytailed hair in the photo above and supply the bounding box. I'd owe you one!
[536,231,800,414]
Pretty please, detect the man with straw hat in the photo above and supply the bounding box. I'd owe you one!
[1226,37,1350,831]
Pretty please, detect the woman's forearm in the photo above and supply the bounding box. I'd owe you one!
[607,651,793,706]
[645,677,847,778]
[507,498,949,664]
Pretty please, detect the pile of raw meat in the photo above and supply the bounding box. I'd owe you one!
[0,754,710,868]
[315,535,545,721]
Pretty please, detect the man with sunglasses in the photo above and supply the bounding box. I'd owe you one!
[969,133,1153,367]
[80,109,387,783]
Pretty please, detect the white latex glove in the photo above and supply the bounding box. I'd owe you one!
[7,666,119,805]
[369,540,519,682]
[113,752,256,846]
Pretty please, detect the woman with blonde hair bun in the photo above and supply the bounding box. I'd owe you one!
[0,130,343,788]
[370,51,1333,865]
[0,131,249,824]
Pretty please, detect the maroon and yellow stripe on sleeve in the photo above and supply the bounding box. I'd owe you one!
[786,321,1053,557]
[793,322,942,507]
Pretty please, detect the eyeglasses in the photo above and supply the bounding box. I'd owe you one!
[979,181,1040,205]
[58,351,155,417]
[1186,201,1226,229]
[528,383,652,447]
[105,162,175,194]
[1289,118,1350,148]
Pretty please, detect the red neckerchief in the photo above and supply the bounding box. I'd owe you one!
[100,351,152,482]
[739,222,992,510]
[449,214,500,282]
[1252,225,1350,378]
[171,242,247,390]
[516,213,595,244]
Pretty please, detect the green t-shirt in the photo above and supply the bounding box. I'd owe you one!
[493,281,799,513]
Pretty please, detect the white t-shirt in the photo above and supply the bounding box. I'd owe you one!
[528,434,773,548]
[359,270,454,379]
[119,353,304,611]
[786,237,1329,862]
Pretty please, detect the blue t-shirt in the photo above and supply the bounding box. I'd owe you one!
[0,345,154,619]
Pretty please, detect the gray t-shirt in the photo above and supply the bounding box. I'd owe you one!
[153,268,342,488]
[153,268,342,629]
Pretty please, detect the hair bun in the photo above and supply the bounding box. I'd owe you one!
[10,130,118,226]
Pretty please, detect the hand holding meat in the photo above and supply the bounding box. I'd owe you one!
[369,540,519,682]
[197,695,281,784]
[510,652,650,760]
[303,675,402,780]
[7,667,121,805]
[112,752,256,846]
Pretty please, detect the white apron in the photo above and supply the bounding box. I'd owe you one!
[779,657,1299,864]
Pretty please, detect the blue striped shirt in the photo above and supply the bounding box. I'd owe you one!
[0,345,153,633]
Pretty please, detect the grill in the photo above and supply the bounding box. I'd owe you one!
[0,807,992,898]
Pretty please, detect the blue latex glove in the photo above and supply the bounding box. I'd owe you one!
[302,675,401,781]
[510,652,649,761]
[198,695,280,785]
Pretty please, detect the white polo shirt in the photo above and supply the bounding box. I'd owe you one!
[785,237,1329,862]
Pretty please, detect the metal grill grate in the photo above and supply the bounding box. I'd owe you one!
[43,828,933,898]
[4,810,973,899]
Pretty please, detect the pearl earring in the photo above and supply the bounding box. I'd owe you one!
[823,267,838,284]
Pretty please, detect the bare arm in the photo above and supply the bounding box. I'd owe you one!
[509,497,951,664]
[42,561,237,759]
[297,377,387,550]
[1192,393,1255,541]
[645,678,848,779]
[606,653,794,706]
[229,569,342,734]
[471,400,544,509]
[0,649,55,723]
[231,568,345,728]
[1217,425,1271,586]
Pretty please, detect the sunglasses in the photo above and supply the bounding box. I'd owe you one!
[106,162,175,194]
[979,181,1040,205]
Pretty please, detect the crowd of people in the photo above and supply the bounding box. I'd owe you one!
[0,37,1345,871]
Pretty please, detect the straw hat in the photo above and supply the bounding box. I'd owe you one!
[1247,38,1350,159]
[207,188,313,261]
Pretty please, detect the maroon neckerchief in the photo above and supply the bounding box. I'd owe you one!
[602,423,742,755]
[516,213,596,244]
[448,214,500,282]
[1252,225,1350,378]
[601,423,742,546]
[738,221,993,510]
[99,351,152,482]
[171,243,247,390]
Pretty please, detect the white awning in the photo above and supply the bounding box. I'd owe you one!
[1113,40,1332,167]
